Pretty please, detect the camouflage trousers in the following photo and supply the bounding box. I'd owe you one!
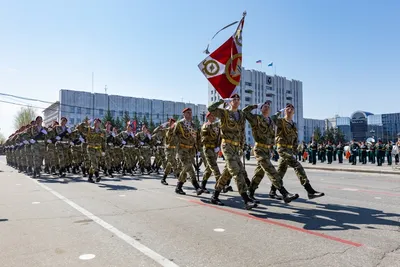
[55,142,71,169]
[250,147,283,191]
[139,146,152,169]
[154,147,166,169]
[31,142,46,169]
[81,143,90,169]
[24,144,34,168]
[46,143,58,168]
[71,145,83,167]
[87,146,102,173]
[122,146,136,169]
[202,147,221,182]
[177,147,197,183]
[164,147,179,176]
[215,143,248,194]
[277,147,309,185]
[104,145,115,169]
[113,147,123,167]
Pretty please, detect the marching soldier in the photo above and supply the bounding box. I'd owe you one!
[55,117,72,177]
[311,140,318,165]
[24,121,35,175]
[349,139,359,165]
[370,142,376,164]
[271,103,324,199]
[332,143,337,161]
[376,139,384,166]
[104,121,115,177]
[112,127,123,172]
[157,118,179,185]
[76,118,90,177]
[136,125,153,175]
[200,112,222,194]
[118,122,138,176]
[386,141,393,166]
[326,141,333,164]
[30,116,47,178]
[86,118,106,182]
[207,94,257,209]
[151,124,167,174]
[173,107,203,195]
[244,101,299,203]
[46,121,59,175]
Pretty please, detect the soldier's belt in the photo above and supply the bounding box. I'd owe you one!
[124,145,135,148]
[107,143,114,146]
[222,139,240,146]
[157,146,165,149]
[88,145,102,149]
[277,144,293,149]
[180,144,194,149]
[59,141,70,144]
[255,142,273,149]
[167,145,176,149]
[141,146,150,148]
[36,140,46,143]
[204,144,216,148]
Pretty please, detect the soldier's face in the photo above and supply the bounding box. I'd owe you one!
[231,98,240,109]
[207,114,215,122]
[61,119,67,126]
[184,111,192,121]
[286,106,295,116]
[94,121,100,128]
[106,124,111,130]
[261,104,270,115]
[36,118,42,125]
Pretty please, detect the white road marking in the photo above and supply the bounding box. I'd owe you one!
[16,184,21,186]
[119,194,126,197]
[342,188,359,191]
[79,254,96,260]
[374,197,382,200]
[32,202,40,204]
[213,228,225,232]
[29,178,179,267]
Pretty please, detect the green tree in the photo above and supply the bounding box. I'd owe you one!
[123,111,131,124]
[132,112,138,122]
[313,127,322,143]
[193,115,201,129]
[13,106,37,130]
[173,114,180,121]
[142,116,149,128]
[103,110,114,127]
[334,127,346,143]
[149,118,155,132]
[324,127,335,143]
[115,117,123,131]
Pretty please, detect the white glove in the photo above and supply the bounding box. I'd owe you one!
[101,152,105,156]
[111,132,116,137]
[257,103,264,109]
[47,139,52,143]
[197,152,201,156]
[157,141,161,144]
[23,140,29,145]
[70,142,74,146]
[130,132,134,137]
[79,137,85,143]
[41,129,48,135]
[122,140,126,145]
[223,98,233,103]
[56,136,61,141]
[140,142,144,146]
[147,133,152,139]
[161,122,169,127]
[30,139,36,144]
[279,108,286,113]
[214,147,220,153]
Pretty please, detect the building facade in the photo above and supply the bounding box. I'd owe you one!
[208,67,304,145]
[43,89,207,127]
[304,118,325,143]
[42,101,60,127]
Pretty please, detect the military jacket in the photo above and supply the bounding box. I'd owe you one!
[136,131,152,147]
[173,119,201,148]
[376,143,384,151]
[55,125,72,141]
[105,130,116,146]
[326,145,333,152]
[350,143,359,154]
[118,131,138,146]
[243,105,274,145]
[271,111,298,151]
[30,125,48,141]
[361,144,367,150]
[165,126,179,147]
[86,127,106,149]
[208,99,245,147]
[201,121,220,147]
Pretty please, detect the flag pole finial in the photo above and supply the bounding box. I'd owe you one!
[242,11,247,17]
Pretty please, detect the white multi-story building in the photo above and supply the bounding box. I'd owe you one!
[304,118,325,143]
[43,101,60,126]
[43,89,207,127]
[208,67,304,145]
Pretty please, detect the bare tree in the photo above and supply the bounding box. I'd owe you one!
[0,132,5,144]
[13,106,37,130]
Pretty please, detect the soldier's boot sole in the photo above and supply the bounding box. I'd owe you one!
[175,189,186,195]
[210,197,224,206]
[283,193,299,204]
[244,202,258,210]
[308,192,325,199]
[161,179,168,185]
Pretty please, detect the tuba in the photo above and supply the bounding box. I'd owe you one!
[366,137,375,146]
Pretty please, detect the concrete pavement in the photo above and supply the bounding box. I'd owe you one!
[0,156,399,267]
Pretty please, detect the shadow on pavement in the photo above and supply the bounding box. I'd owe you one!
[0,219,8,222]
[97,183,137,191]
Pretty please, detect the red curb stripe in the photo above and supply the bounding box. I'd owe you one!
[186,199,363,247]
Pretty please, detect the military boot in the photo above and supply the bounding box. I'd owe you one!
[95,171,101,182]
[140,167,145,175]
[191,180,203,196]
[147,167,152,175]
[200,180,210,194]
[304,182,325,199]
[278,187,299,204]
[269,185,283,200]
[51,166,56,175]
[175,182,186,195]
[88,171,94,183]
[241,193,258,210]
[161,174,168,185]
[108,169,114,178]
[44,166,49,174]
[71,166,77,174]
[247,187,260,204]
[81,166,87,177]
[32,168,37,178]
[210,190,224,206]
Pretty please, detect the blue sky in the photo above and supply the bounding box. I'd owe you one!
[1,0,399,136]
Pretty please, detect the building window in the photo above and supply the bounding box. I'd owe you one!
[86,108,91,115]
[111,110,116,117]
[245,82,252,86]
[211,97,214,101]
[99,109,104,116]
[70,106,75,113]
[77,107,81,114]
[157,113,160,119]
[245,97,251,102]
[145,112,149,118]
[70,118,75,125]
[119,111,123,117]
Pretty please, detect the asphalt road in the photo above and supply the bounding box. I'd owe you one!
[0,155,399,267]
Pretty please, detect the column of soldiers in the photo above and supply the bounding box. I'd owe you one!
[3,96,327,210]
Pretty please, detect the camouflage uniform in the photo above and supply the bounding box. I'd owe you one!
[163,125,180,179]
[200,120,221,191]
[151,126,167,173]
[104,129,116,176]
[86,126,106,182]
[173,118,203,195]
[118,130,138,175]
[30,125,48,177]
[46,126,59,174]
[136,131,153,174]
[55,125,72,177]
